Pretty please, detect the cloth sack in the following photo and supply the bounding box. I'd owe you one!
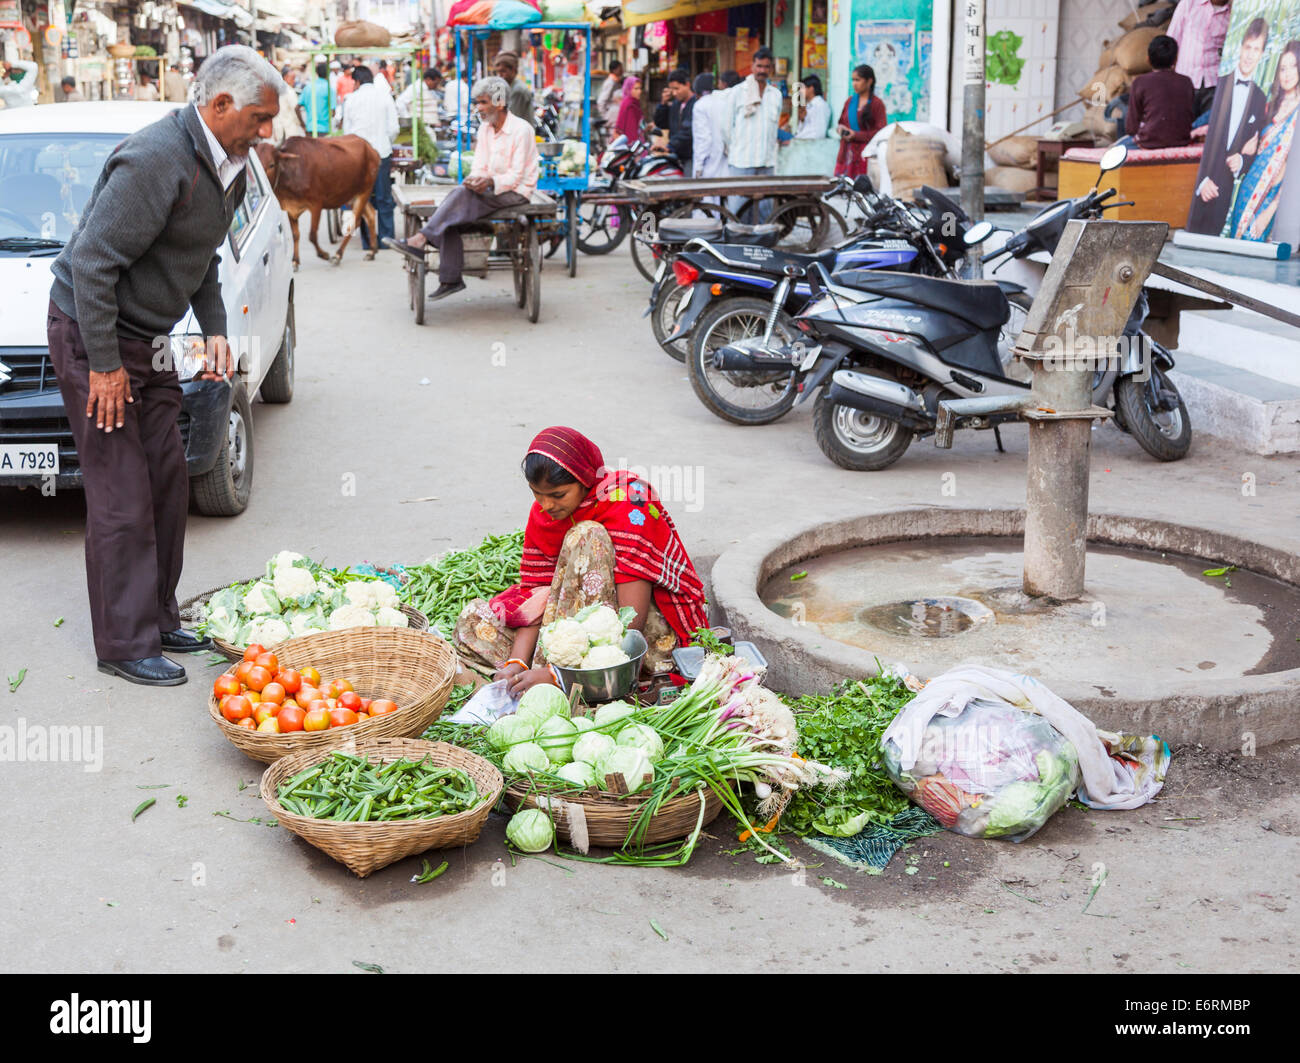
[335,20,391,47]
[988,134,1039,168]
[1114,26,1163,75]
[987,165,1039,195]
[885,126,948,201]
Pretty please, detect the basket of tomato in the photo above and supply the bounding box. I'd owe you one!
[208,627,457,763]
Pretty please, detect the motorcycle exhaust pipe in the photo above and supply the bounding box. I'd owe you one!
[826,370,932,431]
[713,341,796,372]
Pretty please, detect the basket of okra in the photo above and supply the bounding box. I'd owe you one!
[261,738,503,876]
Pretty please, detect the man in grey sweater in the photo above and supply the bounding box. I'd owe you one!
[47,45,281,686]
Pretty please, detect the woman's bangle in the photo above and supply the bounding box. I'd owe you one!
[504,658,529,671]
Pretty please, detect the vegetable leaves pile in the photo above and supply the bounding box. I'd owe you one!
[400,531,524,638]
[780,675,916,837]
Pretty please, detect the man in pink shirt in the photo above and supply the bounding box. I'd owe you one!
[1167,0,1233,115]
[386,76,539,300]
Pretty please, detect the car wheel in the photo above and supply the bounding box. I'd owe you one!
[259,291,295,404]
[191,382,254,517]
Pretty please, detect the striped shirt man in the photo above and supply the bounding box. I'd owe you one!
[725,76,782,170]
[1168,0,1232,90]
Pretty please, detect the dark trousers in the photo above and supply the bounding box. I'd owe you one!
[419,184,527,283]
[47,302,187,661]
[360,153,395,251]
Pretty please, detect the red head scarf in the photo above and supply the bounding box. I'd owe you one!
[614,77,644,143]
[493,427,708,643]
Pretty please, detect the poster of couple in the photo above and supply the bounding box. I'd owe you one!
[1187,0,1300,244]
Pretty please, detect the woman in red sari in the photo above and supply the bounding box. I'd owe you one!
[835,64,887,177]
[453,427,708,695]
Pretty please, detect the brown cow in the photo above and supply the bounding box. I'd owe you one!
[255,134,380,269]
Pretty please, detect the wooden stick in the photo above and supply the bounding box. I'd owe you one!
[986,99,1084,151]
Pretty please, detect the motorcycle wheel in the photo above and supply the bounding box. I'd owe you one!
[813,386,913,471]
[650,282,692,363]
[1115,369,1191,461]
[688,296,799,425]
[576,202,632,255]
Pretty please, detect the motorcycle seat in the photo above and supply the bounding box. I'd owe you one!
[658,217,725,243]
[835,270,1010,331]
[723,222,783,247]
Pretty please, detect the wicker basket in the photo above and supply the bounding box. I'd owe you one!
[208,627,456,763]
[179,576,428,662]
[503,778,722,848]
[262,738,503,877]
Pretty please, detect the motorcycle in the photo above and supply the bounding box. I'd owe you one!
[799,143,1191,470]
[576,135,685,257]
[660,182,995,425]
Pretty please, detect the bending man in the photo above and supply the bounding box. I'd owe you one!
[385,76,538,302]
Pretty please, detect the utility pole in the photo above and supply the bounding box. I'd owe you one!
[960,0,986,243]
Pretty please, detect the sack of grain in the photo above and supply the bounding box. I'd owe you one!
[1114,26,1162,75]
[1078,65,1128,104]
[886,127,949,201]
[1118,0,1173,33]
[1098,41,1116,70]
[1081,103,1117,143]
[987,166,1039,195]
[988,134,1039,169]
[335,20,392,47]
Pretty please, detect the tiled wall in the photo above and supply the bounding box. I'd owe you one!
[1055,0,1136,110]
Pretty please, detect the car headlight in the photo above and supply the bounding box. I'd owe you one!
[171,335,207,381]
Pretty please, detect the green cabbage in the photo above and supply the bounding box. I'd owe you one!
[572,731,615,767]
[555,761,597,788]
[505,808,555,852]
[487,714,535,752]
[536,716,578,765]
[571,717,595,733]
[516,684,571,725]
[502,742,550,774]
[599,746,654,793]
[593,700,637,729]
[616,722,664,763]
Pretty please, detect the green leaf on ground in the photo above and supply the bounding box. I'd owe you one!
[352,961,385,974]
[131,798,156,821]
[7,668,27,693]
[649,918,669,941]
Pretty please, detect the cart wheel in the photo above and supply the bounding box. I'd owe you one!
[412,261,426,326]
[513,229,528,308]
[630,201,737,283]
[525,222,542,323]
[766,198,848,252]
[565,191,578,278]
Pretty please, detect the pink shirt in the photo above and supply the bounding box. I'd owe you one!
[470,111,539,198]
[1168,0,1232,89]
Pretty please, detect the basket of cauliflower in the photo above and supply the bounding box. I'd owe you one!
[183,551,428,661]
[540,605,647,703]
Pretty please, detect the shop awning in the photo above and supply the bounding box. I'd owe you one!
[179,0,255,30]
[620,0,758,27]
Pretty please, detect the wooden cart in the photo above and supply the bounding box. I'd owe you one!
[393,183,557,325]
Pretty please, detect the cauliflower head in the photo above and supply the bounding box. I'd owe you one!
[242,581,281,616]
[290,610,328,637]
[369,581,399,609]
[580,643,630,670]
[343,582,377,608]
[266,550,307,579]
[541,619,589,668]
[273,565,318,601]
[329,604,378,630]
[374,606,409,628]
[578,605,624,647]
[249,617,290,646]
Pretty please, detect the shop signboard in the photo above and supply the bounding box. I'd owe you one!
[1185,0,1300,248]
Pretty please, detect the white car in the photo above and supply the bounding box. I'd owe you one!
[0,101,296,515]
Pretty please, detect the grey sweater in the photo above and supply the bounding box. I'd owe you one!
[50,106,246,372]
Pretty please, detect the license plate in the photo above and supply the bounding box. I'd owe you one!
[0,443,59,477]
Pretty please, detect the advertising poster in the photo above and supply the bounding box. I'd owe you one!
[855,18,916,119]
[1186,0,1300,245]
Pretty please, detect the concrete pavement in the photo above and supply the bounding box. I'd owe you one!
[1,240,1296,972]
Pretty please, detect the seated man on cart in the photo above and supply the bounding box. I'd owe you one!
[385,76,539,302]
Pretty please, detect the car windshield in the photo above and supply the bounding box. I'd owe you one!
[0,132,123,243]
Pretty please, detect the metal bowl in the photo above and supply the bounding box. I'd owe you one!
[537,141,564,159]
[551,630,647,703]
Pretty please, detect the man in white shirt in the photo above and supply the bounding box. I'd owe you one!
[725,51,781,220]
[0,59,38,109]
[397,67,444,121]
[342,64,399,251]
[692,71,737,179]
[596,59,624,136]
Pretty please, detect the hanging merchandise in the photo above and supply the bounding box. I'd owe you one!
[446,0,542,29]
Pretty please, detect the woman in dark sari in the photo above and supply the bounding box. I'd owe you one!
[835,64,887,177]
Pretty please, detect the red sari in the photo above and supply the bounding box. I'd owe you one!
[491,427,708,643]
[835,94,887,177]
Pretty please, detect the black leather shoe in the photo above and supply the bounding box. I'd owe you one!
[160,628,214,653]
[383,237,426,264]
[97,656,187,686]
[430,280,467,301]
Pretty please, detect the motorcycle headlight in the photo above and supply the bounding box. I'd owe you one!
[171,334,207,381]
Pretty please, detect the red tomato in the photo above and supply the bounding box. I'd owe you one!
[213,675,241,699]
[256,717,280,734]
[302,707,330,732]
[359,697,372,712]
[337,690,363,712]
[325,679,353,699]
[276,705,306,732]
[242,643,267,662]
[276,668,302,695]
[244,665,272,692]
[367,699,399,717]
[260,682,286,706]
[254,703,276,725]
[328,708,360,728]
[254,652,280,674]
[234,660,255,686]
[221,694,254,722]
[245,690,261,705]
[236,717,257,730]
[300,666,321,687]
[295,686,321,707]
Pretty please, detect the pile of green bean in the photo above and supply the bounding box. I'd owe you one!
[399,531,524,637]
[277,752,480,822]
